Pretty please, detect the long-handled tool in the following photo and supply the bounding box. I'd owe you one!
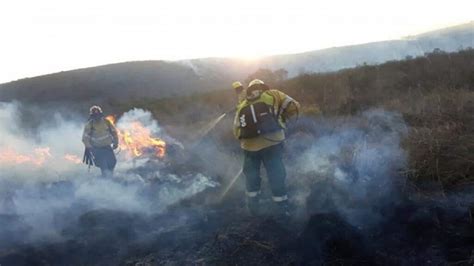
[219,168,243,202]
[189,107,237,148]
[184,107,243,202]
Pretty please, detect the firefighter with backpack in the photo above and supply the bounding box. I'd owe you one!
[233,79,300,217]
[82,105,119,177]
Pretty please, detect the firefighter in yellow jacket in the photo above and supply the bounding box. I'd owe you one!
[232,81,246,103]
[233,79,300,216]
[82,106,119,177]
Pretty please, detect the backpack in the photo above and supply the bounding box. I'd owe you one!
[88,117,116,146]
[236,92,282,139]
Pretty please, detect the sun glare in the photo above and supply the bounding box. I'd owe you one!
[0,0,472,82]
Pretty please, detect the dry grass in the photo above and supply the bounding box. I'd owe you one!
[397,89,474,186]
[115,49,474,187]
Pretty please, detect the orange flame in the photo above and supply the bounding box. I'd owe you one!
[0,114,166,168]
[106,115,166,159]
[0,147,83,167]
[0,147,52,166]
[64,154,82,164]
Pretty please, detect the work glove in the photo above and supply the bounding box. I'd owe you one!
[82,147,95,166]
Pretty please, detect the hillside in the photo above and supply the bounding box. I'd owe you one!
[0,22,472,105]
[0,61,230,104]
[183,21,474,76]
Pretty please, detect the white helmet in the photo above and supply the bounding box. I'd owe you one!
[89,105,103,115]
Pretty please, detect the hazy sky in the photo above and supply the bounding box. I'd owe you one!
[0,0,472,83]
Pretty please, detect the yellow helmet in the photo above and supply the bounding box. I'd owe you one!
[248,79,265,88]
[232,81,243,90]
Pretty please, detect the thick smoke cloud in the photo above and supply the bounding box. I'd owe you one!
[2,98,471,265]
[0,101,421,261]
[287,109,408,227]
[0,102,84,181]
[0,102,217,245]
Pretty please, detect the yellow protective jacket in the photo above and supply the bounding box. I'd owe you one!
[82,118,119,148]
[233,89,300,151]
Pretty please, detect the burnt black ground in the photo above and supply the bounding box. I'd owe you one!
[1,182,473,266]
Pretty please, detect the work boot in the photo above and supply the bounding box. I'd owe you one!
[247,196,261,216]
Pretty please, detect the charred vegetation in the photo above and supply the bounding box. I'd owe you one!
[0,49,473,265]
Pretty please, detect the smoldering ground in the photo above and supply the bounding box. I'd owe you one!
[286,109,409,226]
[0,102,218,249]
[282,110,473,264]
[1,102,473,265]
[208,108,472,264]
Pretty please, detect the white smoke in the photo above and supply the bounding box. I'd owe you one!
[116,108,162,135]
[288,109,408,227]
[0,102,217,244]
[0,103,83,184]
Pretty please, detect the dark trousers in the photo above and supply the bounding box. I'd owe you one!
[91,146,117,177]
[243,143,287,200]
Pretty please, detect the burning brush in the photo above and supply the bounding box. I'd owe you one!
[106,115,166,160]
[0,147,53,166]
[0,112,168,169]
